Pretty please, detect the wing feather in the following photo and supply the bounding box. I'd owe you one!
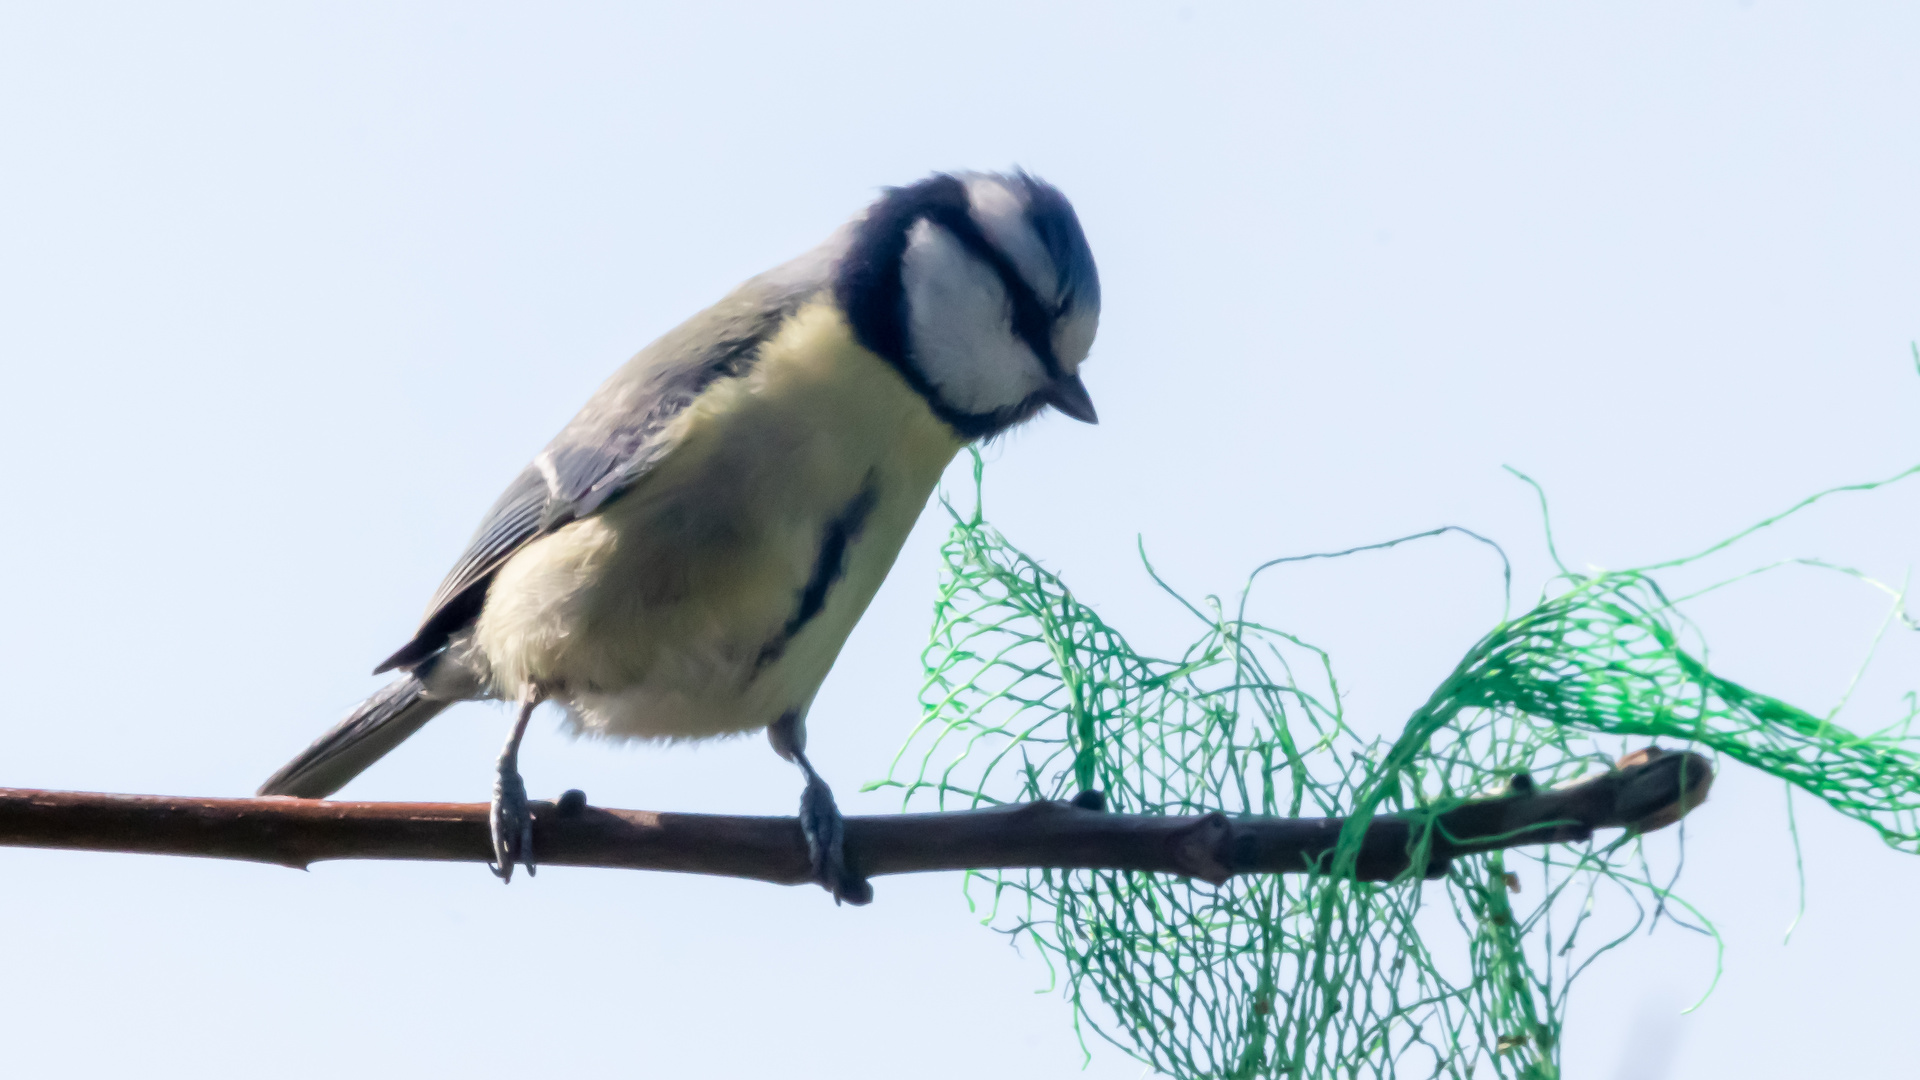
[373,246,839,674]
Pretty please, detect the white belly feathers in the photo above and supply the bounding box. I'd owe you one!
[473,301,964,741]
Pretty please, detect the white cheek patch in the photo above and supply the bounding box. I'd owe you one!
[900,219,1050,416]
[965,175,1060,307]
[1052,306,1099,376]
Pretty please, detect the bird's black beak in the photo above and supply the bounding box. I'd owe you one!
[1043,372,1099,425]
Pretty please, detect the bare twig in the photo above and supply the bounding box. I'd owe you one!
[0,748,1710,890]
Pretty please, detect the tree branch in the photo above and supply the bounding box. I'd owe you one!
[0,748,1710,889]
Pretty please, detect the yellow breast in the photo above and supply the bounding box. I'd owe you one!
[475,299,964,741]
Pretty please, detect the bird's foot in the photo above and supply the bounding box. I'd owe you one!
[489,760,535,883]
[798,770,871,906]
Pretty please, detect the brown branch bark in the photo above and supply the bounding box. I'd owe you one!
[0,748,1710,889]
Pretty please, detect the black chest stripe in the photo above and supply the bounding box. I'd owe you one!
[754,479,881,673]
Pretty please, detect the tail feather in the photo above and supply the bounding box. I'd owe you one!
[258,675,452,798]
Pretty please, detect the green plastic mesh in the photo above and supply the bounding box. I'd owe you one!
[874,453,1919,1080]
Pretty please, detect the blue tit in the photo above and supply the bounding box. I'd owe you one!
[258,171,1101,901]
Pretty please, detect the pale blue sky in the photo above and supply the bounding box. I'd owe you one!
[1,4,1915,1077]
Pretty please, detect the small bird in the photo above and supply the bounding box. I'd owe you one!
[258,171,1101,902]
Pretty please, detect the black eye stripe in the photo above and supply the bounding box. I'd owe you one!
[919,205,1062,377]
[1016,171,1100,318]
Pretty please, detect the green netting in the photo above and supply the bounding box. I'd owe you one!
[874,453,1918,1080]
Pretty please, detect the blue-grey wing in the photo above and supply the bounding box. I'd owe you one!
[373,246,839,674]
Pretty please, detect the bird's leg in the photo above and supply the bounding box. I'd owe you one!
[489,685,543,883]
[794,750,871,905]
[768,710,872,906]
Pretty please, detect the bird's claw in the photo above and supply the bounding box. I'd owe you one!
[489,763,535,882]
[799,771,871,905]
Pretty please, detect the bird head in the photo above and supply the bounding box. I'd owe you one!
[835,170,1101,440]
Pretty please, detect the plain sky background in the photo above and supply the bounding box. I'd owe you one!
[1,4,1916,1077]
